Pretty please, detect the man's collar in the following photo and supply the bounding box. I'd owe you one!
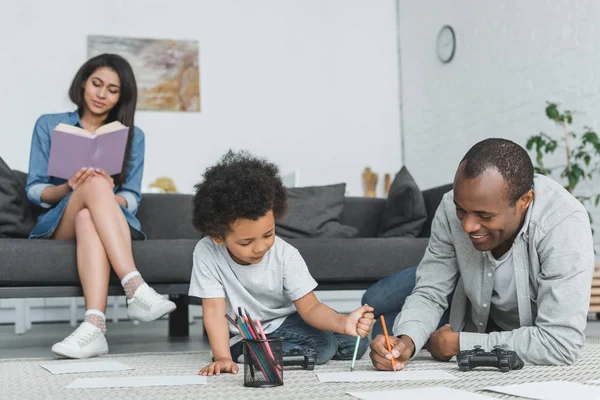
[518,201,533,240]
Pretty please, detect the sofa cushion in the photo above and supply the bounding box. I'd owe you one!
[290,237,429,283]
[340,197,386,238]
[276,183,358,239]
[379,167,427,238]
[0,239,197,285]
[0,237,428,287]
[0,159,36,238]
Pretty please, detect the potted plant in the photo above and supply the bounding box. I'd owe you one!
[526,102,600,221]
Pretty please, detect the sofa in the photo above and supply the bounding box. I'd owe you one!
[0,169,452,337]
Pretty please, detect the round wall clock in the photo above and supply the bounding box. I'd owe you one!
[436,25,456,63]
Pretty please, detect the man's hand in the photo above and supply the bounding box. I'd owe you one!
[427,324,460,361]
[369,334,414,371]
[343,304,375,337]
[198,358,239,376]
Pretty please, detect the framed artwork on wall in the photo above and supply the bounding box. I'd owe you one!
[88,35,200,112]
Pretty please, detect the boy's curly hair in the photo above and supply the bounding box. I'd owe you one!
[192,150,288,238]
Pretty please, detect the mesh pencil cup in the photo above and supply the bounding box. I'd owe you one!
[242,337,284,388]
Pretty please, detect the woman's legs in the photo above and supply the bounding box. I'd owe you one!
[51,177,175,358]
[74,208,110,313]
[53,177,135,279]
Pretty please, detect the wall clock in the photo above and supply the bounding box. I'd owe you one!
[436,25,456,63]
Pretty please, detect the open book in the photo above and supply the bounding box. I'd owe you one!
[47,121,129,180]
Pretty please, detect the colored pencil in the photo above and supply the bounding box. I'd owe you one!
[237,314,273,381]
[256,319,275,360]
[380,315,397,372]
[226,308,283,385]
[350,335,361,372]
[243,309,283,374]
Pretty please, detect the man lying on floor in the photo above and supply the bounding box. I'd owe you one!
[364,138,595,368]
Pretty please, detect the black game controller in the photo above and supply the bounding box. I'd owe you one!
[457,345,524,372]
[282,351,316,370]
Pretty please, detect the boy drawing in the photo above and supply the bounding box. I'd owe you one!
[189,151,374,376]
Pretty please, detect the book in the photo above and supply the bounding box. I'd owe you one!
[47,121,129,180]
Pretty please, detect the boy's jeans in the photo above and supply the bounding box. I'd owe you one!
[230,312,369,364]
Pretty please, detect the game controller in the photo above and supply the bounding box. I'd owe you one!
[457,345,524,372]
[282,351,316,370]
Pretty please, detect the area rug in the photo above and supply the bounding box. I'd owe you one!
[2,338,600,399]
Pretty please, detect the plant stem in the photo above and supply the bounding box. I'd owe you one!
[563,120,573,192]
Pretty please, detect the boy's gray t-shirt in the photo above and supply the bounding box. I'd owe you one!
[189,235,318,345]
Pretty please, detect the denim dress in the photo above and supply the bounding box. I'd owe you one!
[26,111,146,240]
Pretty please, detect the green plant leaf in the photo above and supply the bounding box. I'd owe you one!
[534,166,551,175]
[546,103,559,121]
[596,194,600,207]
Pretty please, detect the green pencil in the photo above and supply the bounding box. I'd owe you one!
[350,335,361,372]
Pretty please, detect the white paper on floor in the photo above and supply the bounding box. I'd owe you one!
[348,387,494,400]
[39,361,134,374]
[66,375,208,389]
[317,370,457,383]
[485,381,600,400]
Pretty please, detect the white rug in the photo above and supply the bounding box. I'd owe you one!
[2,339,600,399]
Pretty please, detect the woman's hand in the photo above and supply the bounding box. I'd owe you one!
[68,167,95,190]
[94,169,115,189]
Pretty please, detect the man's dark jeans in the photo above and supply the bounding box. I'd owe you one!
[361,267,452,337]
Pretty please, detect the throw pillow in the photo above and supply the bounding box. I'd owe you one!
[276,183,358,239]
[0,157,36,238]
[379,167,427,238]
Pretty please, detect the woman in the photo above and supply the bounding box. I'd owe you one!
[26,54,176,359]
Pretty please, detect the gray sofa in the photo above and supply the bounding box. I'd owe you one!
[0,170,452,337]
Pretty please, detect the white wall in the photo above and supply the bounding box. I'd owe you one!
[0,0,401,197]
[398,0,600,252]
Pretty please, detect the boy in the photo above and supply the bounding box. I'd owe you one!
[190,151,374,376]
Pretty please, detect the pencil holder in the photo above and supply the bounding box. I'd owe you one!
[242,337,284,388]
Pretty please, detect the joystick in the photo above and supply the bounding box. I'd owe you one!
[457,345,524,372]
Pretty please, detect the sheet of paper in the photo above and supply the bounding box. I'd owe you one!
[39,361,134,374]
[348,387,495,400]
[317,370,457,383]
[66,375,207,389]
[485,381,600,400]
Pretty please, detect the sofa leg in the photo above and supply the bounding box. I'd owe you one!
[168,294,189,337]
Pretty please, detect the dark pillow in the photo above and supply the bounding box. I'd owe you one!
[276,183,358,239]
[378,167,427,238]
[0,157,36,238]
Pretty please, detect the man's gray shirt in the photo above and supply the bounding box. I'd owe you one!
[393,174,594,365]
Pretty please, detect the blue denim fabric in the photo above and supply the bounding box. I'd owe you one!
[230,312,369,365]
[25,111,146,239]
[362,267,452,337]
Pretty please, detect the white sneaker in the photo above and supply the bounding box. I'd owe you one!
[127,283,176,322]
[51,322,108,359]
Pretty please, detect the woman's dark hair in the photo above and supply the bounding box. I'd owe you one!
[192,150,288,238]
[69,53,137,185]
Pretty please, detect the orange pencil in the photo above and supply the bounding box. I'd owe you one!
[380,315,397,372]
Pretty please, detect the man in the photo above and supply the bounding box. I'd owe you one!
[366,138,594,369]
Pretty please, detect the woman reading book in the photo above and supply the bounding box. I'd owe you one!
[25,54,176,359]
